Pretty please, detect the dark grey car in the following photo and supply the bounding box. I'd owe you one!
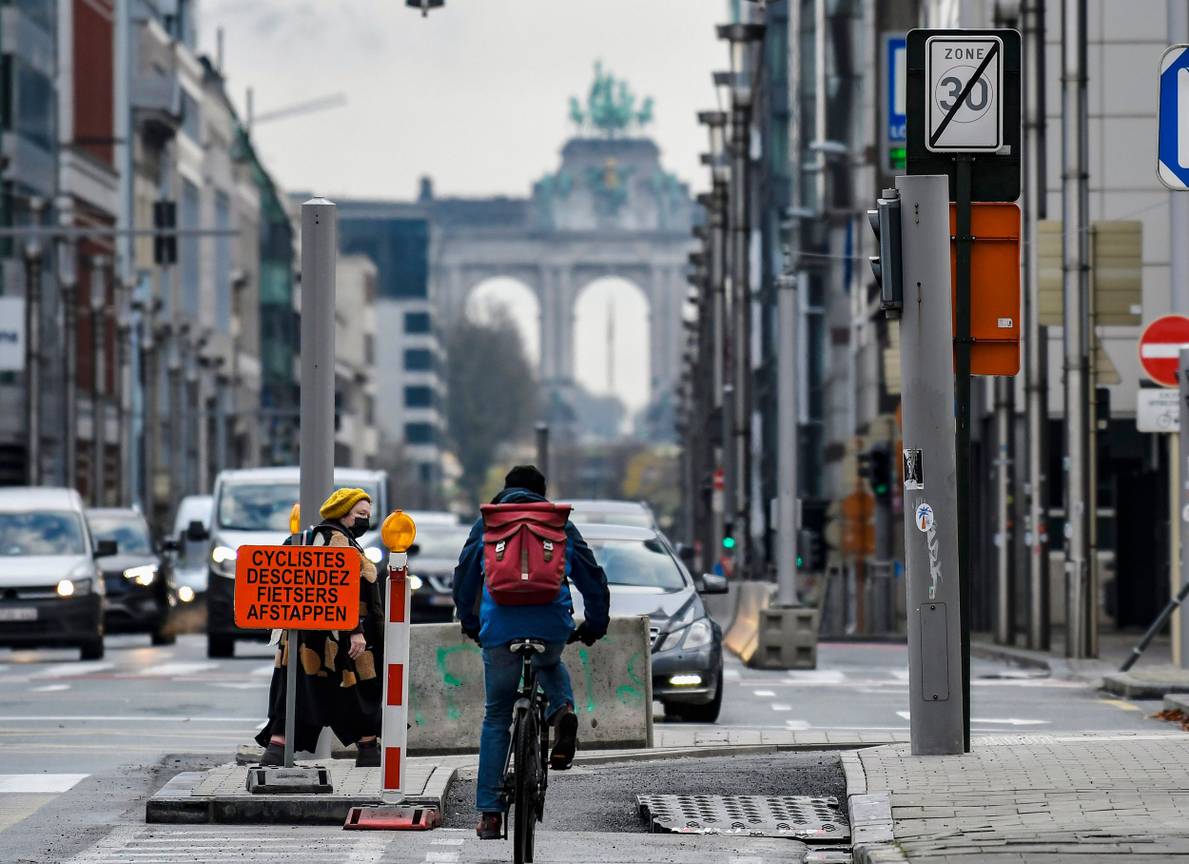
[572,523,728,723]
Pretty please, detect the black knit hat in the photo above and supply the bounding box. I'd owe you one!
[504,465,547,497]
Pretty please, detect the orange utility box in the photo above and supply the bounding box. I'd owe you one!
[949,202,1021,377]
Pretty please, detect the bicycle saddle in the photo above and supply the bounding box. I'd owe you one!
[509,639,547,655]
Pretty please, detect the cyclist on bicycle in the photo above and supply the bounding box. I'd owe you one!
[453,465,610,840]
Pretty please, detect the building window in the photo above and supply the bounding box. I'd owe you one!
[180,89,201,142]
[404,386,433,409]
[404,311,431,334]
[404,348,432,372]
[405,422,435,445]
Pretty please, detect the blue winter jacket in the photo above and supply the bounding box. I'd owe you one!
[453,488,611,648]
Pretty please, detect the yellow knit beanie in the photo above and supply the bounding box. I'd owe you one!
[319,487,371,520]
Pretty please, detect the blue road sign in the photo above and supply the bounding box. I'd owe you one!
[1158,44,1189,190]
[887,34,907,144]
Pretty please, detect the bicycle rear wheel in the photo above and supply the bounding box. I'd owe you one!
[512,706,539,864]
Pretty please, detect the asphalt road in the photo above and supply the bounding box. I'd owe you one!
[0,630,1177,862]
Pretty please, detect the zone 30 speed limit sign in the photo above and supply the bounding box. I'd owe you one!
[926,35,1003,153]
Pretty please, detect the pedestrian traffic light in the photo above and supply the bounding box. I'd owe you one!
[153,200,176,266]
[722,522,736,551]
[869,446,892,500]
[867,188,903,318]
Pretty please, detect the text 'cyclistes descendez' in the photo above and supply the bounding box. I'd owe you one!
[233,545,362,630]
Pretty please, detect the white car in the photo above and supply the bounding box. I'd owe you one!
[171,494,213,602]
[0,488,110,660]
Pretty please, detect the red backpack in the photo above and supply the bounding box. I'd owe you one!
[480,502,572,606]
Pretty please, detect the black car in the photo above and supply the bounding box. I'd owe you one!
[572,523,728,723]
[408,522,472,623]
[87,508,178,645]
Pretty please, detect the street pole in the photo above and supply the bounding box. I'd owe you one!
[293,197,337,769]
[1023,0,1051,651]
[995,379,1012,645]
[535,422,550,481]
[59,241,78,491]
[1171,0,1189,317]
[729,91,752,579]
[1062,0,1091,659]
[23,198,45,486]
[90,256,109,505]
[1178,348,1189,668]
[896,173,965,756]
[115,279,132,504]
[955,155,974,751]
[142,311,160,519]
[776,275,798,607]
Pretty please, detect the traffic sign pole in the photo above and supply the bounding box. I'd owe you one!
[954,155,973,753]
[1179,348,1189,668]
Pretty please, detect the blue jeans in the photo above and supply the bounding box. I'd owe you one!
[476,642,573,813]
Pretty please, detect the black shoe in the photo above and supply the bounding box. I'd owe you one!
[550,712,579,770]
[476,812,502,839]
[260,742,284,767]
[356,739,381,768]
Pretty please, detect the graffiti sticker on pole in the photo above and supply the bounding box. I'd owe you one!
[234,545,361,630]
[925,35,1003,152]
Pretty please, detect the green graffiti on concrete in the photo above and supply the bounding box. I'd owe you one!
[577,648,597,714]
[615,651,646,705]
[437,643,481,720]
[410,681,426,726]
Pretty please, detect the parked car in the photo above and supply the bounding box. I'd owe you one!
[171,494,212,603]
[198,467,389,658]
[570,523,728,723]
[563,499,659,530]
[0,488,110,660]
[408,519,471,623]
[87,508,179,645]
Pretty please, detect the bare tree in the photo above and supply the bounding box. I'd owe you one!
[445,308,537,502]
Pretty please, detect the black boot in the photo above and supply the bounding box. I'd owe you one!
[355,738,381,768]
[260,741,284,767]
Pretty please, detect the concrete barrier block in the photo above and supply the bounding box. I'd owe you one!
[750,605,821,670]
[406,616,653,754]
[722,582,775,663]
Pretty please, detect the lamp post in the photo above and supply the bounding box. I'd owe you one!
[115,277,133,504]
[58,239,79,490]
[699,109,729,562]
[717,22,766,578]
[22,197,46,486]
[90,255,111,505]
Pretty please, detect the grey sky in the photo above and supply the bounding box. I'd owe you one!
[199,1,728,200]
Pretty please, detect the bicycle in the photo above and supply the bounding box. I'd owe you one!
[501,638,551,864]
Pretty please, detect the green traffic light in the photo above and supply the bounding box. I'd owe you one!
[722,536,736,550]
[875,483,889,496]
[796,554,804,568]
[889,146,906,170]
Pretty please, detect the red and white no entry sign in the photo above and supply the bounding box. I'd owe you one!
[1139,315,1189,387]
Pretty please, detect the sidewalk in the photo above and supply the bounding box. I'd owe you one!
[971,630,1172,685]
[846,731,1189,862]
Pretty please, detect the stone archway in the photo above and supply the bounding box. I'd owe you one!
[464,275,542,370]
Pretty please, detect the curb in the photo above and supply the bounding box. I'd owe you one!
[1165,692,1189,712]
[1103,669,1189,700]
[841,750,906,863]
[570,738,899,765]
[969,640,1052,672]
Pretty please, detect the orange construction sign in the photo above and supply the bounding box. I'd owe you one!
[949,202,1021,377]
[234,545,361,630]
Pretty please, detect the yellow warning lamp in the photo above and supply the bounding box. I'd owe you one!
[381,510,417,553]
[289,503,301,536]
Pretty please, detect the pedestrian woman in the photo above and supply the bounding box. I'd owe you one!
[256,487,385,767]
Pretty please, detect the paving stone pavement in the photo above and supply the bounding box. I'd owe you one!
[845,732,1189,862]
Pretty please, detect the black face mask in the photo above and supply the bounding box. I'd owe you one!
[349,516,370,538]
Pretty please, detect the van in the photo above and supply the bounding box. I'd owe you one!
[200,467,389,658]
[0,487,111,660]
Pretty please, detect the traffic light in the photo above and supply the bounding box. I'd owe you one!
[153,200,176,266]
[858,445,893,500]
[797,527,824,572]
[721,522,736,551]
[867,188,903,318]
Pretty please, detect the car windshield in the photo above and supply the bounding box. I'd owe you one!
[570,509,653,528]
[88,514,153,555]
[0,511,87,556]
[588,538,686,590]
[217,482,380,531]
[410,527,470,561]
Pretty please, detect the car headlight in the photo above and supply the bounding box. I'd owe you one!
[364,546,383,564]
[178,585,196,603]
[57,578,91,597]
[210,545,237,576]
[656,617,714,652]
[123,564,158,586]
[409,574,423,591]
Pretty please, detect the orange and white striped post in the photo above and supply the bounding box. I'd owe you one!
[378,511,417,802]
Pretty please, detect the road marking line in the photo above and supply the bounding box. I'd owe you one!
[782,670,845,683]
[784,719,810,730]
[971,717,1051,726]
[0,715,259,723]
[431,838,466,845]
[0,773,88,793]
[1100,698,1141,712]
[30,683,70,692]
[770,703,792,711]
[137,662,219,677]
[31,662,114,679]
[252,664,276,676]
[753,689,776,697]
[896,710,911,720]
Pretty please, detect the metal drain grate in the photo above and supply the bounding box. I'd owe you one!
[636,794,850,840]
